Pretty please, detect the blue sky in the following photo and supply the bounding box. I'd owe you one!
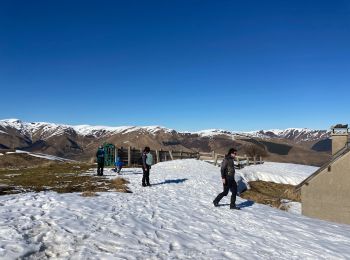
[1,1,349,131]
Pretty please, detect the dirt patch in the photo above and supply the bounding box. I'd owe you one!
[0,162,131,195]
[240,181,300,209]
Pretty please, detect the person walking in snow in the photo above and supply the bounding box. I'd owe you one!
[141,146,153,187]
[213,148,240,210]
[96,145,105,176]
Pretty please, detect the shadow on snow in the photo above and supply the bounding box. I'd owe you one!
[152,178,188,186]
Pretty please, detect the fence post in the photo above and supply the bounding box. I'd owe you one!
[245,155,249,166]
[180,150,183,159]
[236,157,240,169]
[212,151,215,160]
[169,150,174,160]
[254,156,256,165]
[156,150,160,163]
[260,155,262,164]
[128,146,131,167]
[214,153,218,166]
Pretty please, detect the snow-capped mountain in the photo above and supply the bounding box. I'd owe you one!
[0,119,175,140]
[0,119,332,165]
[245,128,330,143]
[0,119,329,142]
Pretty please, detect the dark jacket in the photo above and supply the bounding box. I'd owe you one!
[221,155,235,179]
[142,152,148,169]
[96,148,105,164]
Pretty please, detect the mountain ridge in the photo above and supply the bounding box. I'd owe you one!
[0,119,331,166]
[0,119,330,142]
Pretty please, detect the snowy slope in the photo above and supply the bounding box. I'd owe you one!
[1,160,350,259]
[237,162,318,185]
[14,150,75,162]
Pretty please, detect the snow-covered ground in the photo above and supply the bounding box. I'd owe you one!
[1,160,350,259]
[237,162,318,185]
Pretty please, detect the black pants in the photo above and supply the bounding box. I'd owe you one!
[97,162,104,176]
[142,166,150,186]
[214,176,237,207]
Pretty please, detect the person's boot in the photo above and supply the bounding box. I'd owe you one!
[142,183,147,187]
[213,200,219,207]
[230,205,241,210]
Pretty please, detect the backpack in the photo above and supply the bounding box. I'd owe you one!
[146,153,153,166]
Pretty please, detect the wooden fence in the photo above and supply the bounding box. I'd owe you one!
[115,147,199,167]
[115,147,263,168]
[199,152,264,168]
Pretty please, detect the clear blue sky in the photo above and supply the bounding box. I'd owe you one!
[1,1,349,131]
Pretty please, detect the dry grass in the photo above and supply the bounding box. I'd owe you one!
[110,178,131,193]
[240,181,300,209]
[81,191,98,197]
[0,153,53,169]
[0,161,131,195]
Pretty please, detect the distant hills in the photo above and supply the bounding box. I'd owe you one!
[0,119,331,166]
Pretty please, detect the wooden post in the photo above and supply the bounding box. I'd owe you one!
[236,157,240,169]
[156,150,160,163]
[245,155,249,166]
[212,151,215,160]
[169,150,174,160]
[128,146,131,166]
[254,155,256,165]
[180,150,183,159]
[214,153,218,166]
[260,155,262,164]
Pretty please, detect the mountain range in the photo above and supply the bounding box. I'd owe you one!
[0,119,331,166]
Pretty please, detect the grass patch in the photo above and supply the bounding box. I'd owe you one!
[0,162,131,195]
[81,191,98,197]
[240,181,300,209]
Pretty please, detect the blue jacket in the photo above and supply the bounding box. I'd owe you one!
[115,160,123,167]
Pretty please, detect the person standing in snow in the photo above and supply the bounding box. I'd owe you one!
[114,157,123,174]
[96,145,105,176]
[141,146,152,187]
[213,148,240,210]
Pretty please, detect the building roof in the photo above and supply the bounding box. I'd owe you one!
[295,144,350,191]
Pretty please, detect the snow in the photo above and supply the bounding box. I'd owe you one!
[245,128,330,142]
[26,153,75,162]
[1,159,350,259]
[190,129,236,138]
[3,150,74,162]
[0,130,8,135]
[237,162,318,185]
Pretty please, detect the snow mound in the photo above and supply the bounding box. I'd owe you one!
[237,162,318,185]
